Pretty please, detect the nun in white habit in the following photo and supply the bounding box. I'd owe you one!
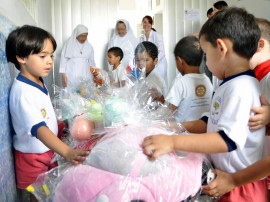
[59,24,96,90]
[108,19,138,70]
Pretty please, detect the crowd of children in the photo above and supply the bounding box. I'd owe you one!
[6,0,270,201]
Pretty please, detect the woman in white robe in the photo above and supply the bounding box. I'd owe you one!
[59,24,96,90]
[108,19,138,70]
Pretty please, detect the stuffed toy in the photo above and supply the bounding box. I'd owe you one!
[53,124,203,202]
[70,117,95,141]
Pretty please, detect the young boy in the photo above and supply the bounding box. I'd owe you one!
[142,7,267,201]
[134,41,167,103]
[6,25,90,201]
[107,46,127,87]
[203,17,270,199]
[165,35,213,122]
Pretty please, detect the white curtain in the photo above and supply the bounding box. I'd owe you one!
[51,0,118,89]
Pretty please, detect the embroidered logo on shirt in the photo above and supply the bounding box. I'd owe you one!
[195,84,206,97]
[41,108,46,118]
[211,96,222,124]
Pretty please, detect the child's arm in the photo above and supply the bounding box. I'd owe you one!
[168,103,177,113]
[37,126,90,164]
[202,156,270,197]
[148,88,164,103]
[249,95,270,132]
[143,132,228,160]
[181,119,207,133]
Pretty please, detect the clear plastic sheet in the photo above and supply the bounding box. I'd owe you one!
[28,122,215,202]
[28,43,216,201]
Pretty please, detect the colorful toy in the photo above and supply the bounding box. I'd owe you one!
[70,118,95,141]
[88,100,104,121]
[53,125,204,201]
[90,66,104,86]
[104,96,129,124]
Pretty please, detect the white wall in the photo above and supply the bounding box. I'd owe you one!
[1,0,270,92]
[0,0,36,26]
[51,0,118,88]
[0,0,54,95]
[160,0,270,89]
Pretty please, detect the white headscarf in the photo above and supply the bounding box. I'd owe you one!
[111,19,137,48]
[65,24,88,58]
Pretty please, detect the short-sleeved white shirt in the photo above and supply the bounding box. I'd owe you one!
[9,74,58,153]
[260,72,270,102]
[110,63,127,83]
[209,71,265,172]
[254,60,270,156]
[145,70,168,96]
[166,73,213,122]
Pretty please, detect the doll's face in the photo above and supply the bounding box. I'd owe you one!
[116,22,127,37]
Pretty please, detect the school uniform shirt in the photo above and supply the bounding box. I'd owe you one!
[145,70,168,97]
[166,73,213,122]
[208,70,265,173]
[254,59,270,157]
[139,30,168,88]
[9,74,58,153]
[110,63,127,83]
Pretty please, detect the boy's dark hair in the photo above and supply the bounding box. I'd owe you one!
[174,36,203,66]
[199,7,260,59]
[6,25,57,70]
[207,8,213,17]
[213,1,228,10]
[135,41,158,60]
[256,18,270,43]
[108,47,123,61]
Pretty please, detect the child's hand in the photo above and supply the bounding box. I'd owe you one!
[64,148,90,165]
[148,88,162,99]
[249,95,270,130]
[142,135,174,160]
[202,169,235,197]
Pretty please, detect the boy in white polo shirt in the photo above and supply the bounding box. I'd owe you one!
[203,17,270,200]
[165,35,213,122]
[142,8,267,201]
[6,25,90,201]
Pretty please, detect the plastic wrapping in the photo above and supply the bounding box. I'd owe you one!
[29,43,216,202]
[28,121,215,202]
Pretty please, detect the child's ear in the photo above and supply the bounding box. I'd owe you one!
[176,56,183,64]
[257,39,265,52]
[16,56,26,64]
[216,38,228,58]
[153,57,158,66]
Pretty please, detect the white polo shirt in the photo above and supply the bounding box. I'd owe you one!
[145,70,168,96]
[166,73,213,122]
[209,70,265,172]
[110,63,127,83]
[9,74,58,153]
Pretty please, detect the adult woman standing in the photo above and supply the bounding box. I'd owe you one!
[108,19,138,70]
[59,24,96,90]
[139,15,168,89]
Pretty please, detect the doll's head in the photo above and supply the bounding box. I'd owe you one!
[70,118,95,141]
